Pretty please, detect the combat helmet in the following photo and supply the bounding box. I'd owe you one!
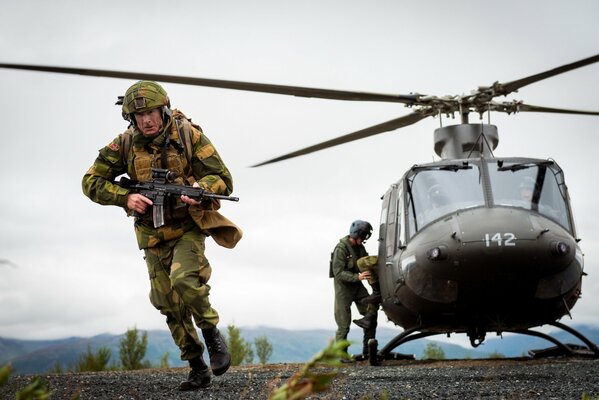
[119,80,171,122]
[349,220,372,241]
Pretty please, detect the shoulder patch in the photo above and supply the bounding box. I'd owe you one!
[108,142,120,152]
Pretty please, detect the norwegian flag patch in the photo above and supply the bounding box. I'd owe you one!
[108,142,120,151]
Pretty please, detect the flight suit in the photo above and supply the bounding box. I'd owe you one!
[331,236,376,344]
[82,110,233,361]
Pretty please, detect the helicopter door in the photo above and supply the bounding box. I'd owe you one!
[378,184,405,297]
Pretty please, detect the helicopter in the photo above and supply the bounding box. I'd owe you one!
[2,53,599,364]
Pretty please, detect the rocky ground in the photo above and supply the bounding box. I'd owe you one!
[2,358,599,399]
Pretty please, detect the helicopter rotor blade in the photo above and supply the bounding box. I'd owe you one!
[0,62,419,104]
[498,53,599,95]
[515,103,599,116]
[251,112,431,167]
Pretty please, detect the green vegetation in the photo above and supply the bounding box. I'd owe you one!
[421,342,446,360]
[255,335,274,364]
[119,327,150,370]
[159,352,170,369]
[50,361,63,374]
[75,345,112,372]
[1,363,54,400]
[269,339,350,400]
[488,351,505,359]
[226,324,254,365]
[50,327,152,373]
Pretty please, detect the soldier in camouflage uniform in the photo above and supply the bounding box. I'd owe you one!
[82,81,232,391]
[330,220,377,360]
[352,255,381,330]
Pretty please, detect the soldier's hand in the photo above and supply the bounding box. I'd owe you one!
[358,271,372,281]
[127,193,153,214]
[180,195,201,206]
[181,182,202,206]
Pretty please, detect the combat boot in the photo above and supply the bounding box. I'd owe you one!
[339,345,355,363]
[361,284,382,306]
[179,356,211,391]
[362,341,369,358]
[360,292,382,305]
[353,313,377,330]
[202,327,231,376]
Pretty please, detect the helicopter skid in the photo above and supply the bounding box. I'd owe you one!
[369,320,599,366]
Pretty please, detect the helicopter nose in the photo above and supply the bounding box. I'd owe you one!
[455,208,574,264]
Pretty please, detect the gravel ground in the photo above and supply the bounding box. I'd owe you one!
[2,358,598,399]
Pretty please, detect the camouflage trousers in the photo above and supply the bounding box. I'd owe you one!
[143,226,219,361]
[356,255,380,315]
[333,281,376,342]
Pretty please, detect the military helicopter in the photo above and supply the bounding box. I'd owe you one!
[2,53,599,364]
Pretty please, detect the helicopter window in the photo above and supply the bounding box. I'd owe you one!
[488,161,571,231]
[406,165,485,236]
[397,184,406,249]
[386,188,398,257]
[379,191,390,257]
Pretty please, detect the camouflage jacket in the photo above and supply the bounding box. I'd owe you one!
[82,109,233,249]
[331,236,368,283]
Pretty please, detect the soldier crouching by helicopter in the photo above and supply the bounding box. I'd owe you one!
[82,81,241,391]
[330,220,381,361]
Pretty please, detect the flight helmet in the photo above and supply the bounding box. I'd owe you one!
[349,220,373,241]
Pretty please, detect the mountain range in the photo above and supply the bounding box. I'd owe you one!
[2,324,598,374]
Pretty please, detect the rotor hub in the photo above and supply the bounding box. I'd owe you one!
[434,124,499,159]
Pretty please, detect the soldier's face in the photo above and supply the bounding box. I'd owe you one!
[134,108,163,137]
[354,237,364,245]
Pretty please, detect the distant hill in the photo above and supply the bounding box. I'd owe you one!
[2,324,598,374]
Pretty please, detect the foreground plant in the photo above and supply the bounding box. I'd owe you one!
[269,339,350,400]
[1,363,53,400]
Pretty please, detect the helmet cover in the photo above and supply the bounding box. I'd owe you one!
[121,80,170,119]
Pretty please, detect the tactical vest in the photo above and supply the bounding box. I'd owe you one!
[120,109,196,183]
[120,110,200,224]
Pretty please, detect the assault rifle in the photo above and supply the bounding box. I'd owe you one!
[116,168,239,228]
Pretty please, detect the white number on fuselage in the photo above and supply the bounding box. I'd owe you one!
[484,232,516,247]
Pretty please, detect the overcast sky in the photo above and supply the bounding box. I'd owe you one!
[1,0,598,347]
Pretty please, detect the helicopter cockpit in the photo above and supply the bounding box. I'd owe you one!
[405,158,573,238]
[489,160,571,230]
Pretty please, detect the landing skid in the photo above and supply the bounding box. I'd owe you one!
[353,347,414,363]
[367,321,599,366]
[367,326,431,366]
[514,321,599,359]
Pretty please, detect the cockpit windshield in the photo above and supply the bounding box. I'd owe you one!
[407,164,485,235]
[488,160,571,230]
